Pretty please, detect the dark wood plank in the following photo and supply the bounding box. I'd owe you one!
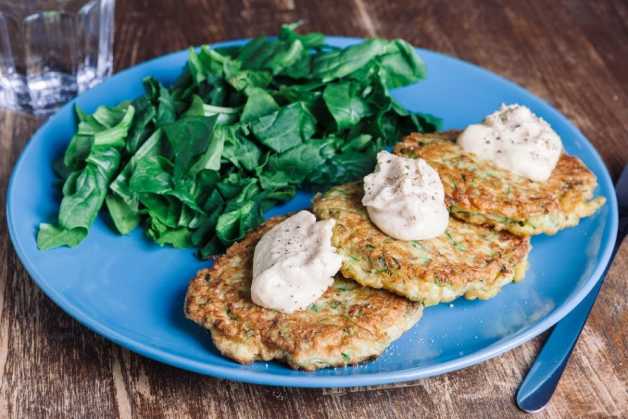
[0,113,121,418]
[1,1,626,418]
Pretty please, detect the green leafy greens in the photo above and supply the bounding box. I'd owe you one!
[37,23,440,257]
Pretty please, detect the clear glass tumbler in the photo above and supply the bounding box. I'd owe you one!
[0,0,115,114]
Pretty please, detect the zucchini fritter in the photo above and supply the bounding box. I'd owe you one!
[313,183,530,306]
[394,132,605,236]
[185,217,423,371]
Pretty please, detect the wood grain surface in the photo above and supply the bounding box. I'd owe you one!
[1,0,627,418]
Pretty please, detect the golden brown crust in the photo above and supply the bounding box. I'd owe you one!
[312,183,531,305]
[394,132,605,236]
[184,217,423,371]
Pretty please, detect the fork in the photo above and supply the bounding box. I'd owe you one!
[516,165,628,413]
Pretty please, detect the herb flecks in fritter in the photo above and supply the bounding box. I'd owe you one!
[184,216,423,371]
[394,132,605,236]
[313,183,531,305]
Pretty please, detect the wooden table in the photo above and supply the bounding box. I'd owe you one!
[1,0,626,417]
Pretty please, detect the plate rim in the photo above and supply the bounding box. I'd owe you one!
[6,36,619,388]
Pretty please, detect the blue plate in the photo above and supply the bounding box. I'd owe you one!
[6,37,618,388]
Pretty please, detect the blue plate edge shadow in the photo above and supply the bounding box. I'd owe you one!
[5,36,619,388]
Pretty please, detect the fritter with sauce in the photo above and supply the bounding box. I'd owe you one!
[312,183,530,305]
[394,132,605,236]
[185,217,423,371]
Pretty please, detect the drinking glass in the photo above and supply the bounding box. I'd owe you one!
[0,0,115,115]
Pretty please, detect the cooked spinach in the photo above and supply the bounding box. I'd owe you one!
[105,193,140,234]
[323,81,372,130]
[37,105,133,249]
[37,23,440,257]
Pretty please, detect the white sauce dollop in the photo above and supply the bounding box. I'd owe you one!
[457,104,562,182]
[362,151,449,241]
[251,210,342,314]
